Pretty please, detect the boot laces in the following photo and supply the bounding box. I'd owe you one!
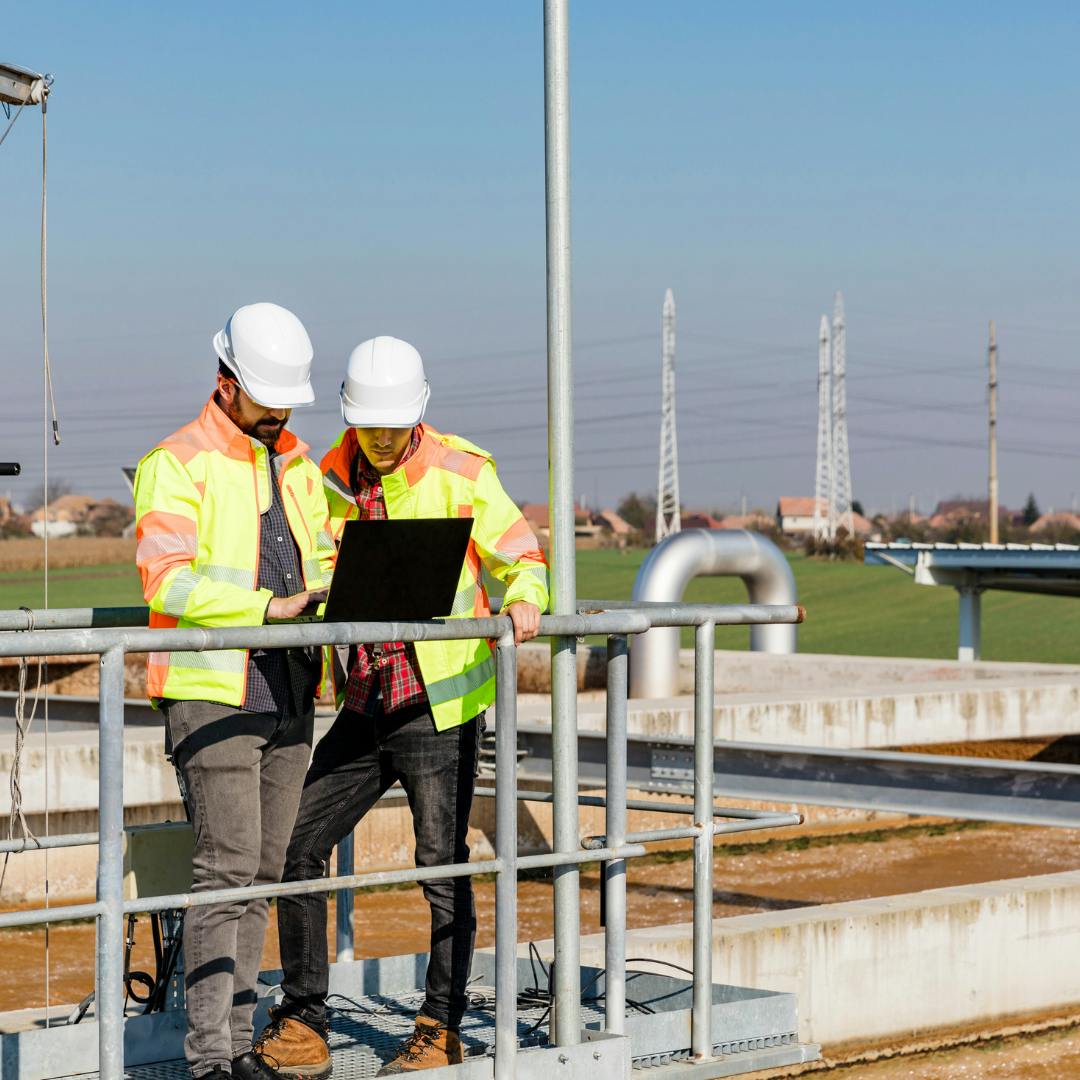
[397,1023,441,1063]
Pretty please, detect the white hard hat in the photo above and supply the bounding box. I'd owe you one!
[340,336,431,428]
[212,302,315,409]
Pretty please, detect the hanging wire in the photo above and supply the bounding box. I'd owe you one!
[40,89,57,1023]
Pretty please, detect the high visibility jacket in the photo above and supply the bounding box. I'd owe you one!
[134,397,336,705]
[322,424,548,731]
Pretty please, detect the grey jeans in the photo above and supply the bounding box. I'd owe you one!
[163,699,314,1076]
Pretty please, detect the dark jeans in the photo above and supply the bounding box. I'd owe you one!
[277,702,481,1031]
[162,699,314,1076]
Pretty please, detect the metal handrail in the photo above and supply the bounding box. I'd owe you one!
[0,601,803,1078]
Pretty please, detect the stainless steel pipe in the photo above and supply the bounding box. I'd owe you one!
[629,529,798,698]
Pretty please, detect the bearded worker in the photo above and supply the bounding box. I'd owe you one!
[133,302,336,1080]
[255,336,548,1077]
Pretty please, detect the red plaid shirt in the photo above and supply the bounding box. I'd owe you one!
[342,428,429,716]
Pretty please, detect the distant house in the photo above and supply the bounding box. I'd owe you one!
[518,502,603,545]
[595,509,633,537]
[681,512,725,530]
[928,499,1020,530]
[776,497,823,536]
[29,493,133,538]
[777,496,872,538]
[1031,512,1080,536]
[715,512,775,531]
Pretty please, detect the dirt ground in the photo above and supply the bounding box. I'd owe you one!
[2,819,1078,1017]
[756,1019,1080,1078]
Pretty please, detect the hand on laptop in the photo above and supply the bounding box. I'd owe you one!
[505,601,541,645]
[266,590,322,621]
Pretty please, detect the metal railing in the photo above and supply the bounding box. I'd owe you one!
[0,600,803,1078]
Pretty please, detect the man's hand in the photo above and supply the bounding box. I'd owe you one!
[505,601,541,645]
[266,591,318,621]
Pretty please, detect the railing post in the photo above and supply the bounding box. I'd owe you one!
[97,646,126,1078]
[494,631,519,1079]
[691,621,715,1059]
[603,635,628,1034]
[335,833,355,963]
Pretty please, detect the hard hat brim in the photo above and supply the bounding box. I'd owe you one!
[340,382,430,429]
[242,375,316,409]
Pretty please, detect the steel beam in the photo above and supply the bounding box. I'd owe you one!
[514,726,1080,828]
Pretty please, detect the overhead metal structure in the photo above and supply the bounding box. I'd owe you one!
[812,315,832,540]
[865,541,1080,661]
[655,288,681,543]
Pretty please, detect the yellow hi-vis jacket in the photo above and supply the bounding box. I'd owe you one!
[321,424,549,731]
[133,397,336,705]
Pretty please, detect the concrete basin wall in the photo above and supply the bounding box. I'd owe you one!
[525,869,1080,1048]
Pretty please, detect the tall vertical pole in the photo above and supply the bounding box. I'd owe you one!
[690,621,716,1059]
[988,320,999,545]
[603,635,628,1034]
[335,835,355,963]
[97,647,126,1078]
[544,0,581,1045]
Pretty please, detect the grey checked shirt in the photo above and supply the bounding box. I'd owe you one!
[245,450,320,716]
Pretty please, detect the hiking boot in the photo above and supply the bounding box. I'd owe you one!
[377,1015,463,1075]
[233,1052,287,1080]
[254,1006,333,1079]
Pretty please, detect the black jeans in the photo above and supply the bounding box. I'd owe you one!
[277,702,481,1030]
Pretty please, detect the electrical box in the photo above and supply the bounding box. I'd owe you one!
[122,822,193,901]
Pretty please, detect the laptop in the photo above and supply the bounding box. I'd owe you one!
[290,518,474,623]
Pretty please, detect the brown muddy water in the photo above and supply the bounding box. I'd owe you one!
[2,820,1078,1016]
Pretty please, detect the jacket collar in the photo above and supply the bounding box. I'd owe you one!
[198,395,309,464]
[322,424,430,505]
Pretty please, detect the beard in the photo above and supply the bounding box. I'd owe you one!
[250,418,286,449]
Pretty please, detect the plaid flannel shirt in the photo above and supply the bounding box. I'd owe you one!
[342,428,429,716]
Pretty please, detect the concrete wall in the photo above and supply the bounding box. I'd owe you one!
[526,870,1080,1048]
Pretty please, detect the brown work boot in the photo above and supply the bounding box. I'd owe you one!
[376,1015,463,1075]
[254,1006,333,1079]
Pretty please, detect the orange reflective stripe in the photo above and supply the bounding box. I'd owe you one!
[491,516,544,565]
[137,510,198,598]
[458,504,472,518]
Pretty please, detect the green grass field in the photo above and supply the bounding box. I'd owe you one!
[2,550,1078,664]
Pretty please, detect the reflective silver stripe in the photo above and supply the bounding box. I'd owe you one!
[450,584,476,617]
[303,557,332,587]
[425,654,496,707]
[166,649,248,674]
[196,563,255,589]
[136,532,196,561]
[514,565,547,582]
[162,568,201,617]
[324,471,357,507]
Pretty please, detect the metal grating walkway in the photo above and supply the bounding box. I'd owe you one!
[71,987,801,1079]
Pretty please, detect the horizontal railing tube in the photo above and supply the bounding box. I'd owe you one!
[0,611,653,659]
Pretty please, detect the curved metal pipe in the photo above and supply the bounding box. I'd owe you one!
[629,529,797,698]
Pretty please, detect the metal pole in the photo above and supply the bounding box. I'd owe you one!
[988,320,999,545]
[691,621,715,1059]
[494,633,519,1079]
[544,0,581,1046]
[958,585,982,662]
[97,647,126,1078]
[603,635,628,1034]
[335,833,355,963]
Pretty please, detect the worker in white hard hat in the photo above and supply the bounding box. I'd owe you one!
[133,302,336,1080]
[255,337,548,1076]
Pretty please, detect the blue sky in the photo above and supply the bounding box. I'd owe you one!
[3,2,1078,515]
